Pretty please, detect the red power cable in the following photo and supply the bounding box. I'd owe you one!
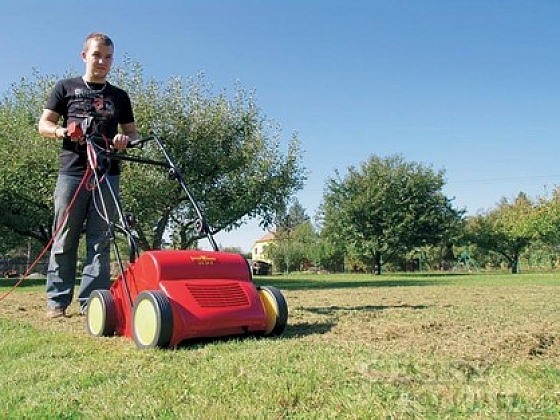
[0,167,93,301]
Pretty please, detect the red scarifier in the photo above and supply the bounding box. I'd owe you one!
[82,129,288,349]
[110,251,272,348]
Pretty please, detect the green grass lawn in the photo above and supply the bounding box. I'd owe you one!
[1,271,558,418]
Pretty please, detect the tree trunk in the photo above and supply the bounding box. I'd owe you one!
[373,252,382,275]
[134,225,152,251]
[152,209,172,250]
[511,254,520,274]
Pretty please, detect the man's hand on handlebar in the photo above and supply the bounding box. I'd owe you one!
[112,133,132,150]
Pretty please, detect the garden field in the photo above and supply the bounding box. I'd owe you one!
[0,272,558,418]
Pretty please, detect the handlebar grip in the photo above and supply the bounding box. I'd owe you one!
[127,136,154,148]
[127,139,142,148]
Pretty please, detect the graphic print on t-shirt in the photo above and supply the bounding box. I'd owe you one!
[67,88,116,139]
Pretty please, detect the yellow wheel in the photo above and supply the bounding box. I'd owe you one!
[86,290,116,337]
[132,291,173,349]
[258,286,288,336]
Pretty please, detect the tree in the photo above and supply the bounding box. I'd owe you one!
[0,63,306,252]
[112,64,306,249]
[319,154,463,274]
[265,199,314,273]
[532,187,560,247]
[266,220,317,273]
[464,193,535,273]
[0,70,59,252]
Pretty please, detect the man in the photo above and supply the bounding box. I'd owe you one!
[38,33,138,318]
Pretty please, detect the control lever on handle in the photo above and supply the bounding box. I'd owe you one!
[66,121,83,140]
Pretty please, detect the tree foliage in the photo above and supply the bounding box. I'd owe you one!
[0,70,59,252]
[273,199,309,231]
[320,154,463,274]
[265,200,315,273]
[266,221,318,273]
[464,192,554,273]
[531,187,560,247]
[112,62,305,249]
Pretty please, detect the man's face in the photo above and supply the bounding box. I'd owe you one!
[82,39,114,80]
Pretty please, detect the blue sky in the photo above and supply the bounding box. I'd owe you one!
[2,1,560,252]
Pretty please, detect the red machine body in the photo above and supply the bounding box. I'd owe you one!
[110,250,268,346]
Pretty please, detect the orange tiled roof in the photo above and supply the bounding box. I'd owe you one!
[254,231,276,243]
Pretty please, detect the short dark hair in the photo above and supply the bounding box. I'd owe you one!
[83,33,114,51]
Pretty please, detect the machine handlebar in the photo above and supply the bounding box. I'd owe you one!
[65,121,151,149]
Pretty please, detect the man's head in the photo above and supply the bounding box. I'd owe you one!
[82,33,114,82]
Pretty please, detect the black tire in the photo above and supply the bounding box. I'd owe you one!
[86,290,117,337]
[132,291,174,349]
[258,286,288,336]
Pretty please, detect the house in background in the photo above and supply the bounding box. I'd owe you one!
[251,231,275,263]
[250,231,275,274]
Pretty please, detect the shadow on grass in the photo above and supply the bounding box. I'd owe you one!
[175,320,337,348]
[254,276,453,291]
[3,276,459,298]
[7,277,430,291]
[283,321,336,338]
[180,319,338,346]
[1,277,443,292]
[303,304,430,315]
[0,277,45,288]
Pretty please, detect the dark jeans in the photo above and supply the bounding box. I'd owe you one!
[46,173,119,310]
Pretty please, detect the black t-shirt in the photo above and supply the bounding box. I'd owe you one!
[45,77,135,175]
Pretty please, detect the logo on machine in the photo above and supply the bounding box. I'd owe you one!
[190,255,217,266]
